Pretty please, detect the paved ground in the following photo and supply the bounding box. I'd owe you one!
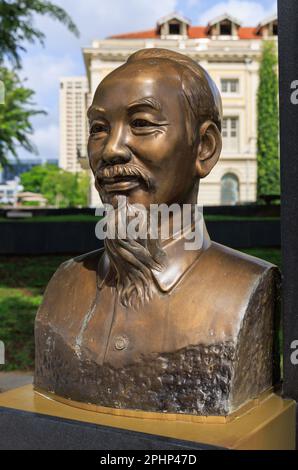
[0,372,33,393]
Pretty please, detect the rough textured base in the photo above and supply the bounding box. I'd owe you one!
[35,339,235,415]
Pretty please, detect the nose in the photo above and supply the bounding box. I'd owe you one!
[101,124,131,165]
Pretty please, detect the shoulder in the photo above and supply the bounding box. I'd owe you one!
[181,242,279,341]
[197,241,280,299]
[198,241,278,279]
[36,249,103,325]
[43,247,105,296]
[50,248,105,282]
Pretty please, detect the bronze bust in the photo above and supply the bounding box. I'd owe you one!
[35,49,279,415]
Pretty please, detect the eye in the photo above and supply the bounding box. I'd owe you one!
[90,123,109,134]
[131,119,154,128]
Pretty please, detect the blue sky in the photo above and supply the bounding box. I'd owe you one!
[17,0,277,162]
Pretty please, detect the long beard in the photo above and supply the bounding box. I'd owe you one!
[104,197,166,309]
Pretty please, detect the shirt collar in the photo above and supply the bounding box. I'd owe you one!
[151,219,210,292]
[97,219,210,294]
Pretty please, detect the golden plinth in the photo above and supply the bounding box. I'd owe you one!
[0,385,295,450]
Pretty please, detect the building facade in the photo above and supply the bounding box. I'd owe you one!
[79,13,278,207]
[0,178,23,205]
[59,76,89,173]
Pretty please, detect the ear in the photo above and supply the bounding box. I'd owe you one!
[195,121,222,178]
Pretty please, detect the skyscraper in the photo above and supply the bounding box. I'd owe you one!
[59,76,89,172]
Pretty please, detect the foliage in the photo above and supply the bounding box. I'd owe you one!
[0,66,45,166]
[41,169,89,207]
[74,172,90,207]
[0,0,79,68]
[21,164,90,207]
[20,163,58,193]
[0,255,67,370]
[41,168,77,207]
[0,287,40,370]
[257,41,280,199]
[0,1,78,166]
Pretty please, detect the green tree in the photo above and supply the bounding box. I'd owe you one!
[0,1,78,166]
[74,172,90,207]
[0,0,79,68]
[257,40,280,200]
[0,67,45,166]
[20,163,59,192]
[21,164,89,207]
[41,169,76,207]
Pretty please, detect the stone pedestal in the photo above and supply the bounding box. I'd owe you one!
[0,385,295,450]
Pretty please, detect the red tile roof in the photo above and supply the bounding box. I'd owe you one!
[109,26,260,40]
[188,26,208,39]
[110,29,158,39]
[238,27,259,39]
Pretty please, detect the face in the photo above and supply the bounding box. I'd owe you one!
[87,61,199,208]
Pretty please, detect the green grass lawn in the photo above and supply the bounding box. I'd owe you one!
[0,255,68,370]
[0,248,281,371]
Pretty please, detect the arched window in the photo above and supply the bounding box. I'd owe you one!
[221,173,239,205]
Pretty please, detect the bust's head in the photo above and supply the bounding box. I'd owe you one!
[87,48,222,209]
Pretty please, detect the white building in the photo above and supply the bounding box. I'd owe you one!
[0,178,23,205]
[67,12,278,207]
[59,76,89,173]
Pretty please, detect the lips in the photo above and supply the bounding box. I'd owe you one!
[98,175,141,192]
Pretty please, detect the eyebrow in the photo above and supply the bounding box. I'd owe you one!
[127,97,162,112]
[87,105,106,120]
[87,96,162,120]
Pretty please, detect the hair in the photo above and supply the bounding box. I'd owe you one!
[126,48,223,137]
[104,195,166,309]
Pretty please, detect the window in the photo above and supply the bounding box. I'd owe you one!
[273,23,278,36]
[220,21,232,36]
[221,173,239,205]
[221,79,239,93]
[169,23,181,35]
[222,117,239,152]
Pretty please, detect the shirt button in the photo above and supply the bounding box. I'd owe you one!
[114,335,129,351]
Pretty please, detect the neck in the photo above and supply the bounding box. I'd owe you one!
[158,181,200,241]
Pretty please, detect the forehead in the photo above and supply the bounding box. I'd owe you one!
[91,62,184,113]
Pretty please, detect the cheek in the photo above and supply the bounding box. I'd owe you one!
[87,138,104,172]
[131,130,183,168]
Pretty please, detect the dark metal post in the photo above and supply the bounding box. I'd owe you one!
[278,0,298,400]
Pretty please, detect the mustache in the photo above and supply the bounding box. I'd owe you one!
[96,164,155,190]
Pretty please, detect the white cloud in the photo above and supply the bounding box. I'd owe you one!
[18,53,77,161]
[33,0,179,50]
[186,0,201,7]
[31,124,59,162]
[198,0,277,25]
[21,53,77,99]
